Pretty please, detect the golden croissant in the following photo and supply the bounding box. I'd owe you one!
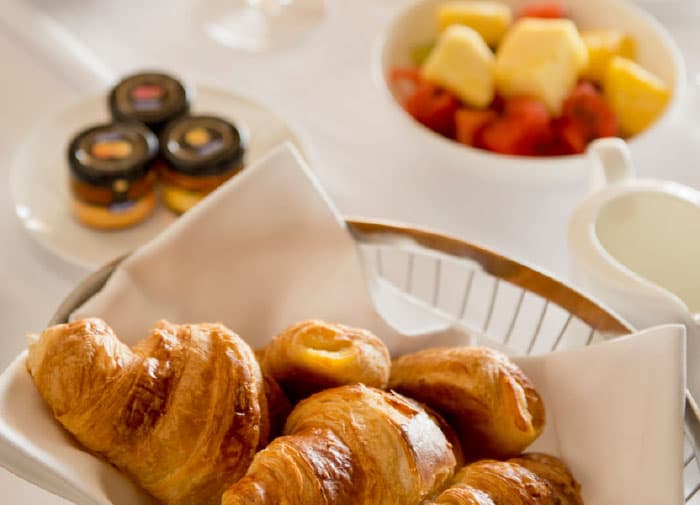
[262,320,391,399]
[222,384,457,505]
[427,453,582,504]
[389,347,545,459]
[26,318,268,505]
[509,453,583,505]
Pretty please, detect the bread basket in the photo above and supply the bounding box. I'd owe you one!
[50,218,700,503]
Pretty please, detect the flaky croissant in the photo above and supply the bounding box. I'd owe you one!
[428,460,555,504]
[26,318,268,505]
[389,347,545,459]
[427,454,582,505]
[222,384,457,505]
[509,453,583,505]
[262,320,391,398]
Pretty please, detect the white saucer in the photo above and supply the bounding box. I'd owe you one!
[9,85,309,270]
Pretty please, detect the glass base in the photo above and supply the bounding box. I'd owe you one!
[199,0,326,53]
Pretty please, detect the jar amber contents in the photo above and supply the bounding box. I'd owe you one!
[158,115,246,214]
[67,122,159,230]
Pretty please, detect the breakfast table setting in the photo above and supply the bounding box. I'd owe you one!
[1,0,700,503]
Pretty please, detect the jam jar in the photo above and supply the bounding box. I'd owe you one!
[109,72,190,134]
[158,115,246,214]
[68,122,159,229]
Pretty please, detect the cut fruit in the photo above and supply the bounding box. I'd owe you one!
[405,81,461,137]
[555,117,588,154]
[481,97,552,155]
[455,108,497,146]
[411,41,436,66]
[519,1,567,19]
[562,81,618,139]
[422,24,496,108]
[495,18,588,114]
[581,30,636,83]
[604,56,670,136]
[437,0,513,46]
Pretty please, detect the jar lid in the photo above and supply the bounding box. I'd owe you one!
[68,122,158,187]
[160,115,245,176]
[109,72,190,131]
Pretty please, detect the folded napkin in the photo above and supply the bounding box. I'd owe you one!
[0,143,687,505]
[72,143,467,351]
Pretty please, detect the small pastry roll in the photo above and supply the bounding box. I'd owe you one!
[262,320,391,398]
[427,454,583,505]
[429,460,555,504]
[253,347,291,440]
[261,373,292,441]
[509,453,583,505]
[389,346,545,459]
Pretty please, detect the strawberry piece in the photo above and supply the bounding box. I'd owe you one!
[405,82,461,137]
[554,117,588,154]
[505,96,550,124]
[389,67,421,84]
[480,96,554,155]
[562,81,619,146]
[481,116,553,156]
[455,109,498,146]
[519,1,568,19]
[490,94,507,115]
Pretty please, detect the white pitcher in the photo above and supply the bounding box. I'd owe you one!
[568,137,696,397]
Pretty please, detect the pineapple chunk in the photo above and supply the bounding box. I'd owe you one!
[495,18,588,114]
[581,30,636,83]
[604,56,670,136]
[437,1,513,46]
[421,25,496,108]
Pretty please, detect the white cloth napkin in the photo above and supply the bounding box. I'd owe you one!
[0,143,687,505]
[72,142,468,351]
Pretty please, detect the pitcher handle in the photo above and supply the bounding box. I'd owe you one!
[586,138,635,193]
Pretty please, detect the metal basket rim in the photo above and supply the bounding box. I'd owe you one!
[50,218,633,335]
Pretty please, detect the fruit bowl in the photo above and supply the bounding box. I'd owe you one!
[376,0,685,183]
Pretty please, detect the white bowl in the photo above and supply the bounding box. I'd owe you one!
[376,0,686,183]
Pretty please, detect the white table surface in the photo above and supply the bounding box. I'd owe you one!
[0,0,698,502]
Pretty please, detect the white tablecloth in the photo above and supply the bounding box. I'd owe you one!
[0,1,698,503]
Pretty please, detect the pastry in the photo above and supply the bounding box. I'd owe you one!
[389,346,545,459]
[427,454,582,504]
[429,459,555,504]
[26,318,267,505]
[261,320,391,399]
[68,122,158,230]
[261,372,292,439]
[158,115,246,214]
[509,453,583,505]
[222,384,457,505]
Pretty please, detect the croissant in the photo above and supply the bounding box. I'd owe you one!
[260,371,292,439]
[222,384,457,505]
[261,320,391,399]
[26,318,268,505]
[389,347,545,459]
[427,460,555,504]
[509,453,583,505]
[428,454,582,505]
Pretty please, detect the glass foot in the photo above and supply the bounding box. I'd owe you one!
[199,0,326,53]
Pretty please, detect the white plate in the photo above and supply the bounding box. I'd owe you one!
[9,85,309,270]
